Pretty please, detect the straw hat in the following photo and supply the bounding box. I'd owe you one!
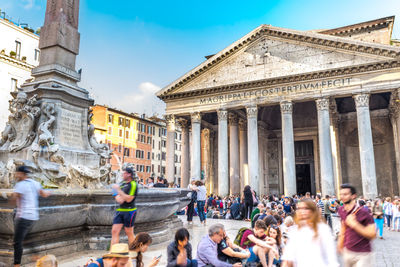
[36,255,58,267]
[103,243,130,258]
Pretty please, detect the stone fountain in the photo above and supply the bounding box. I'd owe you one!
[0,0,189,265]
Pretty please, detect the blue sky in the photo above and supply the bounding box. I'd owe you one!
[1,0,399,115]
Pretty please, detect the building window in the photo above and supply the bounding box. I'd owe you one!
[119,129,123,137]
[118,143,122,152]
[159,128,161,137]
[152,164,154,173]
[118,117,124,126]
[147,151,150,159]
[161,166,165,175]
[161,152,166,160]
[108,114,114,124]
[108,127,112,135]
[34,49,40,61]
[152,126,155,135]
[146,166,151,173]
[124,148,130,157]
[11,78,18,92]
[125,119,130,128]
[152,153,154,160]
[158,165,160,173]
[152,140,155,149]
[174,166,177,175]
[125,130,129,139]
[147,137,151,144]
[15,41,21,59]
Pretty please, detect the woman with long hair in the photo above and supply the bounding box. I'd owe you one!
[373,199,384,239]
[281,199,339,267]
[266,224,282,267]
[243,185,254,221]
[129,232,159,267]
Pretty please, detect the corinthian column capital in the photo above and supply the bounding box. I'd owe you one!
[246,105,258,118]
[239,118,247,131]
[315,98,330,111]
[280,101,293,114]
[353,94,370,108]
[217,109,228,121]
[228,113,238,125]
[177,118,189,129]
[164,114,175,125]
[191,112,202,123]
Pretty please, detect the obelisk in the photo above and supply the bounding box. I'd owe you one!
[0,0,110,188]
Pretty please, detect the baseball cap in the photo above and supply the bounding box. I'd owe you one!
[125,167,135,176]
[16,166,31,174]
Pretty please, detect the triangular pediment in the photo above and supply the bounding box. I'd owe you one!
[157,24,400,98]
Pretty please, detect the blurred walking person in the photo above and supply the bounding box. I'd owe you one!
[196,181,207,225]
[337,184,376,267]
[281,199,339,267]
[372,199,384,239]
[187,180,198,225]
[11,166,50,267]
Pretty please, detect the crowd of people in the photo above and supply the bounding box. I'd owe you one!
[9,165,399,267]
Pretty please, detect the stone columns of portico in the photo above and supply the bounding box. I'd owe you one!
[165,115,176,183]
[229,113,240,195]
[218,109,229,196]
[329,98,343,194]
[246,105,259,194]
[316,98,335,196]
[280,101,296,196]
[177,118,190,188]
[190,112,202,180]
[389,90,400,195]
[239,119,248,195]
[354,94,378,199]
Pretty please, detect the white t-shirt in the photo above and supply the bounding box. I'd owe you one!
[197,185,207,201]
[282,223,339,267]
[14,178,42,221]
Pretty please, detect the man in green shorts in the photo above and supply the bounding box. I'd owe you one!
[111,167,138,245]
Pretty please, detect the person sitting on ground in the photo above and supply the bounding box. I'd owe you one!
[129,232,160,267]
[197,223,242,267]
[218,229,250,264]
[251,203,265,222]
[240,220,278,267]
[225,209,233,220]
[263,215,278,228]
[167,228,197,267]
[230,200,241,220]
[153,177,167,188]
[36,255,58,267]
[280,216,294,238]
[87,243,131,267]
[266,225,282,267]
[206,207,214,219]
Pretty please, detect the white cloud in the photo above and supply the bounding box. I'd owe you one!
[112,82,166,116]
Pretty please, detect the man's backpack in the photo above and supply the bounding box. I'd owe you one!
[219,201,223,209]
[233,227,251,246]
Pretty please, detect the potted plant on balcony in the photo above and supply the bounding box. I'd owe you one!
[9,51,16,58]
[21,56,27,62]
[0,49,5,55]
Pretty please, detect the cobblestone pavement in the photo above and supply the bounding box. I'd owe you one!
[27,217,400,267]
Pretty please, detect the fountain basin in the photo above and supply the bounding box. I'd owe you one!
[0,188,190,265]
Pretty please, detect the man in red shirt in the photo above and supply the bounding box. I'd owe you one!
[240,220,277,267]
[337,184,376,267]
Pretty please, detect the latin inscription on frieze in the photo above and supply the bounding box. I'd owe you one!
[59,109,83,148]
[199,77,352,104]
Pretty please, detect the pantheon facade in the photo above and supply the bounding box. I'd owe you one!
[157,16,400,199]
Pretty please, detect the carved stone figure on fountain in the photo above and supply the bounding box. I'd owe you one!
[0,90,40,152]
